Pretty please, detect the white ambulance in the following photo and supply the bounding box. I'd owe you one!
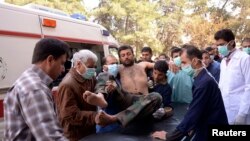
[0,2,119,118]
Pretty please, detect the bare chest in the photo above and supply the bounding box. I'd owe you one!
[119,65,148,94]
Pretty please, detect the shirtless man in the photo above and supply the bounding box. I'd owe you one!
[84,46,162,127]
[118,45,154,95]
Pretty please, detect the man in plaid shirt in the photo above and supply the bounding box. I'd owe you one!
[4,38,69,141]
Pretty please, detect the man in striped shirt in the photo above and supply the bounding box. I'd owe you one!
[4,38,69,141]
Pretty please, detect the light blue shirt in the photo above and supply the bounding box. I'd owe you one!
[167,70,193,103]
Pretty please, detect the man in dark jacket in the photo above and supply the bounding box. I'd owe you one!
[152,45,228,141]
[56,50,107,141]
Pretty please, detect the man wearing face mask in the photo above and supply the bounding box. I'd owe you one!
[95,55,121,133]
[152,44,228,141]
[214,29,250,125]
[201,50,220,82]
[208,45,222,62]
[242,38,250,55]
[205,47,215,60]
[167,47,193,104]
[56,50,107,141]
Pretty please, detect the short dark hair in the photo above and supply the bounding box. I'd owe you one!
[118,45,134,58]
[159,53,167,58]
[32,38,69,64]
[170,47,182,58]
[102,55,116,65]
[214,29,235,47]
[141,47,152,54]
[201,50,209,55]
[242,38,250,43]
[170,46,179,50]
[205,47,213,52]
[181,44,202,60]
[154,60,169,74]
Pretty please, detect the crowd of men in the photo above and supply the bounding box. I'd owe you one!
[3,28,250,141]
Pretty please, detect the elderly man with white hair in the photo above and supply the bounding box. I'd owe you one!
[56,50,107,141]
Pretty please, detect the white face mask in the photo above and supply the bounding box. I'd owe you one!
[210,55,215,60]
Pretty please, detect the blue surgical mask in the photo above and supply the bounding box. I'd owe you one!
[181,65,195,77]
[108,64,119,77]
[243,47,250,55]
[173,57,181,67]
[218,45,229,56]
[83,68,96,79]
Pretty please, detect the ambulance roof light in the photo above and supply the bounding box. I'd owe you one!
[70,13,87,21]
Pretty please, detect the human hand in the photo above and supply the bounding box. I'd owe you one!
[103,65,108,72]
[83,91,94,102]
[105,80,117,93]
[151,131,167,140]
[147,79,154,89]
[168,61,180,74]
[83,91,107,108]
[234,114,247,125]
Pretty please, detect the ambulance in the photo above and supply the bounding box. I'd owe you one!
[0,2,119,118]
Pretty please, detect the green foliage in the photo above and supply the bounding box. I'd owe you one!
[5,0,87,15]
[6,0,250,57]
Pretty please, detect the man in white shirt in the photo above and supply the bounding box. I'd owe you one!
[214,29,250,124]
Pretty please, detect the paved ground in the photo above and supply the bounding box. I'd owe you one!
[80,103,188,141]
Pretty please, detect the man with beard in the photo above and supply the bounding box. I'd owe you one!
[118,45,154,95]
[85,45,163,128]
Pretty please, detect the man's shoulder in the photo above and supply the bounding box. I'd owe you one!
[11,68,45,94]
[137,62,149,68]
[234,50,249,59]
[210,61,220,71]
[195,70,215,86]
[213,60,220,66]
[60,72,74,83]
[97,72,110,80]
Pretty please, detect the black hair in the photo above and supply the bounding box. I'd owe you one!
[141,47,152,54]
[118,45,134,58]
[205,47,213,52]
[32,38,69,64]
[201,50,209,55]
[154,60,169,74]
[159,53,167,58]
[102,55,117,65]
[214,29,235,47]
[181,44,202,60]
[170,47,182,58]
[170,46,179,50]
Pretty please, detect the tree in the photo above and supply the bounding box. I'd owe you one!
[156,0,186,52]
[183,0,250,48]
[93,0,165,57]
[5,0,88,16]
[7,0,250,53]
